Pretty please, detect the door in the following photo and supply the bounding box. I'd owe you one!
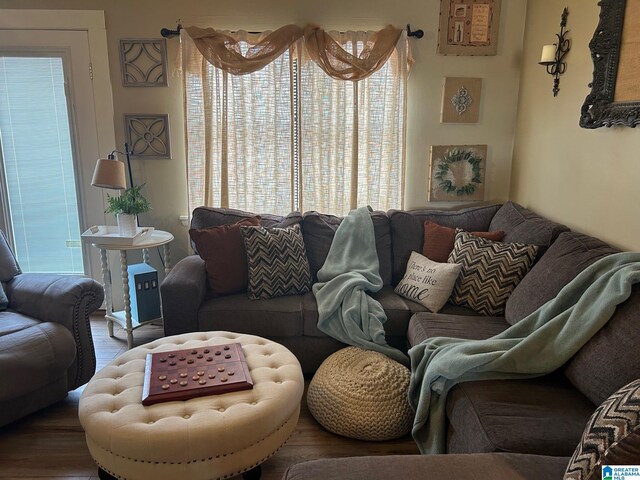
[0,30,107,277]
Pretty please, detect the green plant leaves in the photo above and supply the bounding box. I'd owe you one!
[105,184,151,215]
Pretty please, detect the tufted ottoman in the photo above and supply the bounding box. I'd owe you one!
[79,331,304,480]
[307,346,414,441]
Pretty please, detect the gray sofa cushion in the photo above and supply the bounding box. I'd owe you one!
[0,311,39,337]
[0,230,21,282]
[563,284,640,406]
[198,293,303,338]
[389,204,501,284]
[283,453,570,480]
[488,202,569,256]
[446,375,595,456]
[407,312,508,347]
[302,211,392,285]
[302,286,411,338]
[505,231,619,325]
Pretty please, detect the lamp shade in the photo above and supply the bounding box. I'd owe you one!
[92,158,126,189]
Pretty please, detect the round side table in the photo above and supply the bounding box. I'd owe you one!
[92,230,174,348]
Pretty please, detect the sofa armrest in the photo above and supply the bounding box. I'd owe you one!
[161,255,207,336]
[5,273,104,389]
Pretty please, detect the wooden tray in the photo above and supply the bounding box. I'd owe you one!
[141,343,253,406]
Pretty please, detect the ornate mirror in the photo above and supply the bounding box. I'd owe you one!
[580,0,640,128]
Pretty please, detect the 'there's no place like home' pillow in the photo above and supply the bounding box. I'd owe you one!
[189,217,261,296]
[241,223,312,300]
[449,230,538,316]
[394,251,461,313]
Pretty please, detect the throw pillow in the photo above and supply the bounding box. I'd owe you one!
[449,231,538,316]
[0,282,7,311]
[422,221,505,263]
[394,251,461,313]
[241,223,312,300]
[564,379,640,480]
[189,217,260,296]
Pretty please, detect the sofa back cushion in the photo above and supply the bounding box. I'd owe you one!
[388,204,501,284]
[488,202,569,257]
[0,230,21,282]
[190,207,302,253]
[303,211,392,285]
[563,283,640,406]
[505,232,619,325]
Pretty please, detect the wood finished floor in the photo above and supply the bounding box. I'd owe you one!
[0,315,419,479]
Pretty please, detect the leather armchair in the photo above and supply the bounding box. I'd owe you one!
[0,231,104,426]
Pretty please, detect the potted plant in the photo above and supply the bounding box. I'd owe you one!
[105,184,151,236]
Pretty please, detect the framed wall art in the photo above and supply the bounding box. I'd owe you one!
[437,0,501,56]
[580,0,640,128]
[441,77,482,123]
[428,144,487,202]
[119,38,168,87]
[124,114,171,158]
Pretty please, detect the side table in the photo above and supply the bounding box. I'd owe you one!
[91,230,174,349]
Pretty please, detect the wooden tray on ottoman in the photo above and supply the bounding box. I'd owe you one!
[142,342,253,406]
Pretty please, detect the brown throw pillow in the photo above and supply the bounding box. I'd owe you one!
[189,217,260,296]
[423,221,505,263]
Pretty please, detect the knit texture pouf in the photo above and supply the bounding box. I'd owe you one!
[307,346,414,441]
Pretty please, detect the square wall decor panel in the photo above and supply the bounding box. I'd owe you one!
[441,77,482,123]
[119,38,168,86]
[428,144,487,202]
[124,114,171,159]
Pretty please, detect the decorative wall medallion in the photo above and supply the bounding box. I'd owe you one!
[124,114,171,158]
[428,144,486,202]
[452,86,473,114]
[441,77,482,123]
[119,38,168,87]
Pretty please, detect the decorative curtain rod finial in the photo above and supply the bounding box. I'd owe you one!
[161,24,182,38]
[407,24,424,38]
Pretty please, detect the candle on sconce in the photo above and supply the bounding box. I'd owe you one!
[540,44,557,64]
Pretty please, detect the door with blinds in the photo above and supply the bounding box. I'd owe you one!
[0,29,104,276]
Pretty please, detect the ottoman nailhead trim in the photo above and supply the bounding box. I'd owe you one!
[92,419,297,480]
[96,416,292,465]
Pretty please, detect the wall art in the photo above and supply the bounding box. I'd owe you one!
[441,77,482,123]
[580,0,640,128]
[428,144,486,202]
[124,114,171,158]
[437,0,501,56]
[119,38,168,87]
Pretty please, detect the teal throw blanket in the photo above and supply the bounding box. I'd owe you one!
[408,252,640,454]
[313,207,409,366]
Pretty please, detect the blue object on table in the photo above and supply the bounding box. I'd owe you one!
[128,263,161,323]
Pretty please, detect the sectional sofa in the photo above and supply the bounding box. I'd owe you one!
[161,201,640,459]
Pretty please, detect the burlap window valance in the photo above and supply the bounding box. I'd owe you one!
[184,24,408,81]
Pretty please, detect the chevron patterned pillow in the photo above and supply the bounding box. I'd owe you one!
[448,230,538,316]
[564,379,640,480]
[241,223,312,300]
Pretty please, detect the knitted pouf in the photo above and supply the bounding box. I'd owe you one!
[307,346,414,441]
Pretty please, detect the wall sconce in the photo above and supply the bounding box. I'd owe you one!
[539,7,571,97]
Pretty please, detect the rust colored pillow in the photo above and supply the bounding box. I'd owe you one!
[422,221,505,263]
[189,217,260,296]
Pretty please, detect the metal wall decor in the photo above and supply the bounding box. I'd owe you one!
[538,8,571,97]
[124,114,171,158]
[452,86,473,114]
[580,0,640,129]
[119,38,168,87]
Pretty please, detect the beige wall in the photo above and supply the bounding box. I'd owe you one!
[511,0,640,252]
[2,0,527,262]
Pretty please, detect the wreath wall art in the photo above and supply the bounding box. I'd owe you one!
[428,144,487,202]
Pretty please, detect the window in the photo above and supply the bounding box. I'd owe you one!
[182,28,410,216]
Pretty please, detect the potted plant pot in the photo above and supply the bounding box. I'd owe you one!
[117,213,138,236]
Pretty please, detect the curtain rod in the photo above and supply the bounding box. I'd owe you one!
[160,24,424,39]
